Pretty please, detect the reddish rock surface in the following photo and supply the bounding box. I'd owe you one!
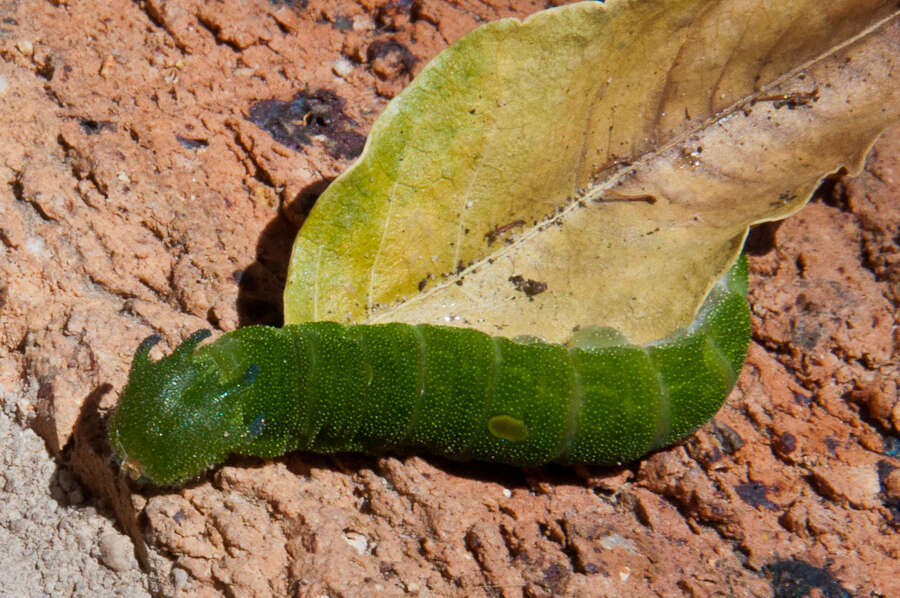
[1,1,898,597]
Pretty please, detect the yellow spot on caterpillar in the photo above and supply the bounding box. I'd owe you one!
[488,415,528,442]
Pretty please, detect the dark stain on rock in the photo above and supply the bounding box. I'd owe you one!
[877,459,900,528]
[764,560,852,598]
[247,89,366,159]
[367,39,417,79]
[268,0,307,8]
[790,320,821,350]
[78,118,116,135]
[883,436,900,457]
[331,15,353,30]
[176,136,209,150]
[734,481,778,511]
[772,431,797,457]
[877,458,898,484]
[711,420,745,454]
[37,380,54,401]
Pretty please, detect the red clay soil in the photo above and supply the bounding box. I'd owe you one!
[1,1,898,597]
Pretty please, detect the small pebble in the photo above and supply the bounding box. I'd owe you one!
[99,532,135,571]
[332,56,354,78]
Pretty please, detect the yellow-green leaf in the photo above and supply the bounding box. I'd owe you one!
[284,0,900,345]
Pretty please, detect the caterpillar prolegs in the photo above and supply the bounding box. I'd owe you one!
[108,257,750,486]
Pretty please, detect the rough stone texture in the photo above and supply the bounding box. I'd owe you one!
[0,1,898,597]
[0,406,153,596]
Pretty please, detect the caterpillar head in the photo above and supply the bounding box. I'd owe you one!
[107,330,259,486]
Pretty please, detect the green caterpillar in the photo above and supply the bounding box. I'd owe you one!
[107,256,749,485]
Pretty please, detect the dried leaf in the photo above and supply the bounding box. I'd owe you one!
[284,0,900,344]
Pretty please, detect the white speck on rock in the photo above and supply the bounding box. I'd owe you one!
[332,57,354,79]
[352,14,374,31]
[599,533,637,553]
[342,531,369,555]
[25,237,50,258]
